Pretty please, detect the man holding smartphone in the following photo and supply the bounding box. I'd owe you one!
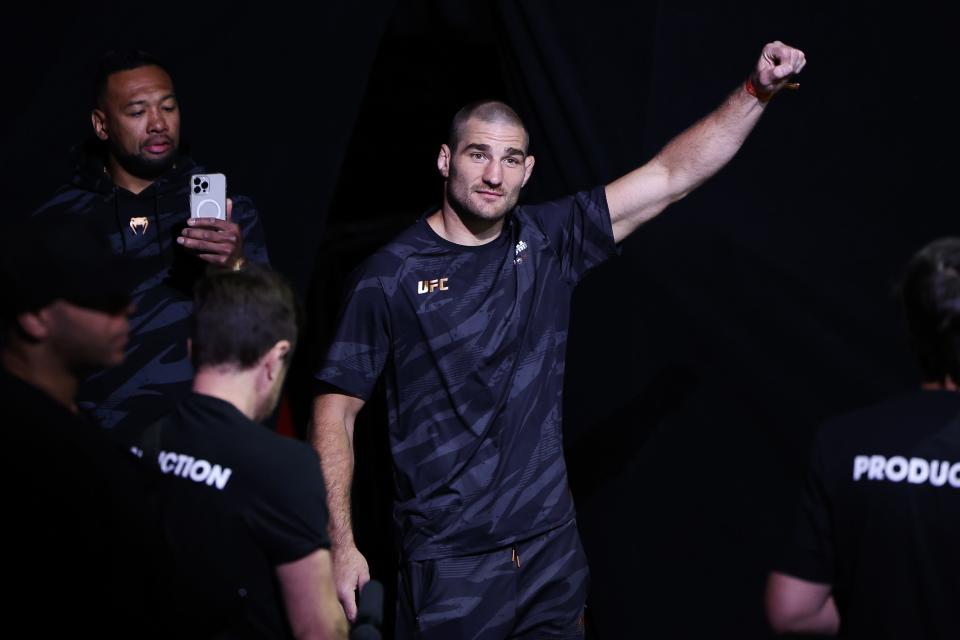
[34,49,269,432]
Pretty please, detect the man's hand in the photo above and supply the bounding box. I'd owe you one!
[752,41,807,99]
[332,543,370,623]
[179,197,245,269]
[276,549,349,639]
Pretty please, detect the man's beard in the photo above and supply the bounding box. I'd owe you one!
[110,142,177,180]
[445,165,519,228]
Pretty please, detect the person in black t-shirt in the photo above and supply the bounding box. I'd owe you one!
[121,266,348,639]
[313,41,807,637]
[766,238,960,639]
[1,216,158,636]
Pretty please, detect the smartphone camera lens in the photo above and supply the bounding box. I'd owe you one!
[201,181,209,190]
[193,177,201,186]
[193,186,201,194]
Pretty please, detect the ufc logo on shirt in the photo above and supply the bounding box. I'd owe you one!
[418,278,449,294]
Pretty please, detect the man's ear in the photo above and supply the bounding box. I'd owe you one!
[91,108,109,141]
[521,154,536,188]
[437,144,452,179]
[264,340,291,382]
[16,309,50,341]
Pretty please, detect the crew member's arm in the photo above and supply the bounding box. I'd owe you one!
[311,392,369,622]
[277,548,349,640]
[765,571,840,636]
[606,40,806,243]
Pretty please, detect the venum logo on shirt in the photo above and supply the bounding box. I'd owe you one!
[417,278,449,294]
[514,239,528,265]
[852,454,960,488]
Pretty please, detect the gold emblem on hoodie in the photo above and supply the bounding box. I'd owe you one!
[129,216,150,236]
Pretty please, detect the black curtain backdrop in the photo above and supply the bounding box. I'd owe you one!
[3,1,955,638]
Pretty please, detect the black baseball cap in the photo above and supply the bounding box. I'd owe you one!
[1,215,135,318]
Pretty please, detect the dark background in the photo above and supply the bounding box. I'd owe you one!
[2,1,954,637]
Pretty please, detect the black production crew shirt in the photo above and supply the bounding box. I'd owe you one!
[776,390,960,639]
[316,187,618,561]
[123,393,331,639]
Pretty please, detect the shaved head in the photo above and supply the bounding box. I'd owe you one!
[448,100,529,154]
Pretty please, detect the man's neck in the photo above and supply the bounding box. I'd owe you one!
[192,368,261,422]
[106,157,155,195]
[1,346,78,411]
[427,202,504,246]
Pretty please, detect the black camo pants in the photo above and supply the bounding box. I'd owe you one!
[396,520,589,639]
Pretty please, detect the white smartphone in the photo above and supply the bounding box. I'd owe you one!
[189,173,227,220]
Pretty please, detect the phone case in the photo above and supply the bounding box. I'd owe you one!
[189,173,227,219]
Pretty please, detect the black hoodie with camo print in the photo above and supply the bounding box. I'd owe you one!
[34,147,269,430]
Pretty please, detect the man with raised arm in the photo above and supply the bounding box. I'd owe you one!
[315,41,806,638]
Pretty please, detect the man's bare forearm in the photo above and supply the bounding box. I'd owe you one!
[607,82,765,241]
[311,394,360,548]
[607,40,806,242]
[277,549,349,639]
[655,81,765,198]
[766,571,840,636]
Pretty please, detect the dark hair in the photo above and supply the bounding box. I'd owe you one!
[191,265,300,370]
[900,237,960,384]
[93,49,171,107]
[447,100,529,154]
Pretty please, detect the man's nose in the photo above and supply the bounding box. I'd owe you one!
[483,159,503,186]
[147,108,168,133]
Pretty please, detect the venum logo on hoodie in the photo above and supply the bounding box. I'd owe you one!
[129,216,150,236]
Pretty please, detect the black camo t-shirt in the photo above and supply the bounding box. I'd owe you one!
[317,187,617,560]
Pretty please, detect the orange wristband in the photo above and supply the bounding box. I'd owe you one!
[745,75,774,103]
